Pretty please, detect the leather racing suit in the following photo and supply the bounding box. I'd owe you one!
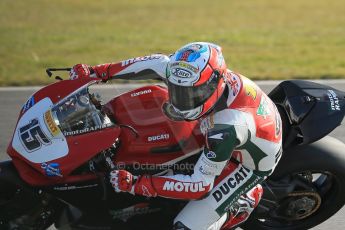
[86,54,283,229]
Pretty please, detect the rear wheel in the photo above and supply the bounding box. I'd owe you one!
[242,136,345,230]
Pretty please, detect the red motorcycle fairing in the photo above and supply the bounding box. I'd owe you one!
[7,78,122,186]
[9,127,121,186]
[7,81,204,186]
[18,78,96,119]
[104,85,204,166]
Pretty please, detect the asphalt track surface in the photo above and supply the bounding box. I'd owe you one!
[0,80,344,230]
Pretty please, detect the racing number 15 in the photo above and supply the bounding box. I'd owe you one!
[19,118,51,152]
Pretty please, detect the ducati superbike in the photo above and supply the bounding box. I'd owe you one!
[1,68,345,230]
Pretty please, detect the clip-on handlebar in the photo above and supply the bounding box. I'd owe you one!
[46,68,72,80]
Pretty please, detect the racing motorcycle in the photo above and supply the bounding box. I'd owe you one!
[1,68,345,230]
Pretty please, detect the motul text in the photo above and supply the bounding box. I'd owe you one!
[163,181,206,193]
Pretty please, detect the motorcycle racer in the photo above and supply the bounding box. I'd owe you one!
[70,42,283,230]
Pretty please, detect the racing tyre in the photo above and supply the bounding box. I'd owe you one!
[242,136,345,230]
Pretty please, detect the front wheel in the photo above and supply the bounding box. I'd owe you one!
[243,136,345,230]
[0,179,62,230]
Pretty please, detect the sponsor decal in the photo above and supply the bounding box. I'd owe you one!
[229,74,240,96]
[244,83,257,100]
[130,89,152,97]
[200,154,219,169]
[257,96,270,119]
[206,150,217,159]
[163,181,206,193]
[19,118,51,152]
[327,90,341,111]
[53,184,98,191]
[141,185,153,197]
[170,62,199,73]
[171,68,192,78]
[22,96,35,112]
[220,176,261,213]
[175,44,207,62]
[197,154,224,176]
[274,106,282,138]
[199,165,212,175]
[63,123,113,136]
[121,54,162,67]
[222,175,261,213]
[147,133,170,142]
[41,162,62,177]
[44,110,61,137]
[212,166,251,203]
[110,203,160,222]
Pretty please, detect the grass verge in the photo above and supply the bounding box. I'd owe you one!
[0,0,344,86]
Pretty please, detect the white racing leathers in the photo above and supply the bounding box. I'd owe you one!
[93,54,282,229]
[172,72,283,230]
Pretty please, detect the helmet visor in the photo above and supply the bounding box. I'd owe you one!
[167,72,220,111]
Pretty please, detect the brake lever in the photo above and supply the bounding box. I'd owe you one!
[46,68,72,80]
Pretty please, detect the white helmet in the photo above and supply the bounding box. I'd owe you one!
[166,42,227,120]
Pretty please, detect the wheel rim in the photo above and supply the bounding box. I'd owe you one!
[255,170,338,228]
[276,191,321,220]
[0,181,55,230]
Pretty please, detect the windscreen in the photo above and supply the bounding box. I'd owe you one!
[51,85,114,136]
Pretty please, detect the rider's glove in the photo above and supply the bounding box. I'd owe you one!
[69,64,93,80]
[110,170,136,194]
[70,63,112,81]
[110,170,157,197]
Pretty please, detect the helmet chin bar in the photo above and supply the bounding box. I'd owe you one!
[162,102,185,121]
[164,81,228,122]
[163,101,203,121]
[175,105,203,121]
[164,103,208,121]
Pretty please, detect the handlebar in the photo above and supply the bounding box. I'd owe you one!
[46,68,71,80]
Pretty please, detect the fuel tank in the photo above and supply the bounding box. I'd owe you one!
[104,85,204,167]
